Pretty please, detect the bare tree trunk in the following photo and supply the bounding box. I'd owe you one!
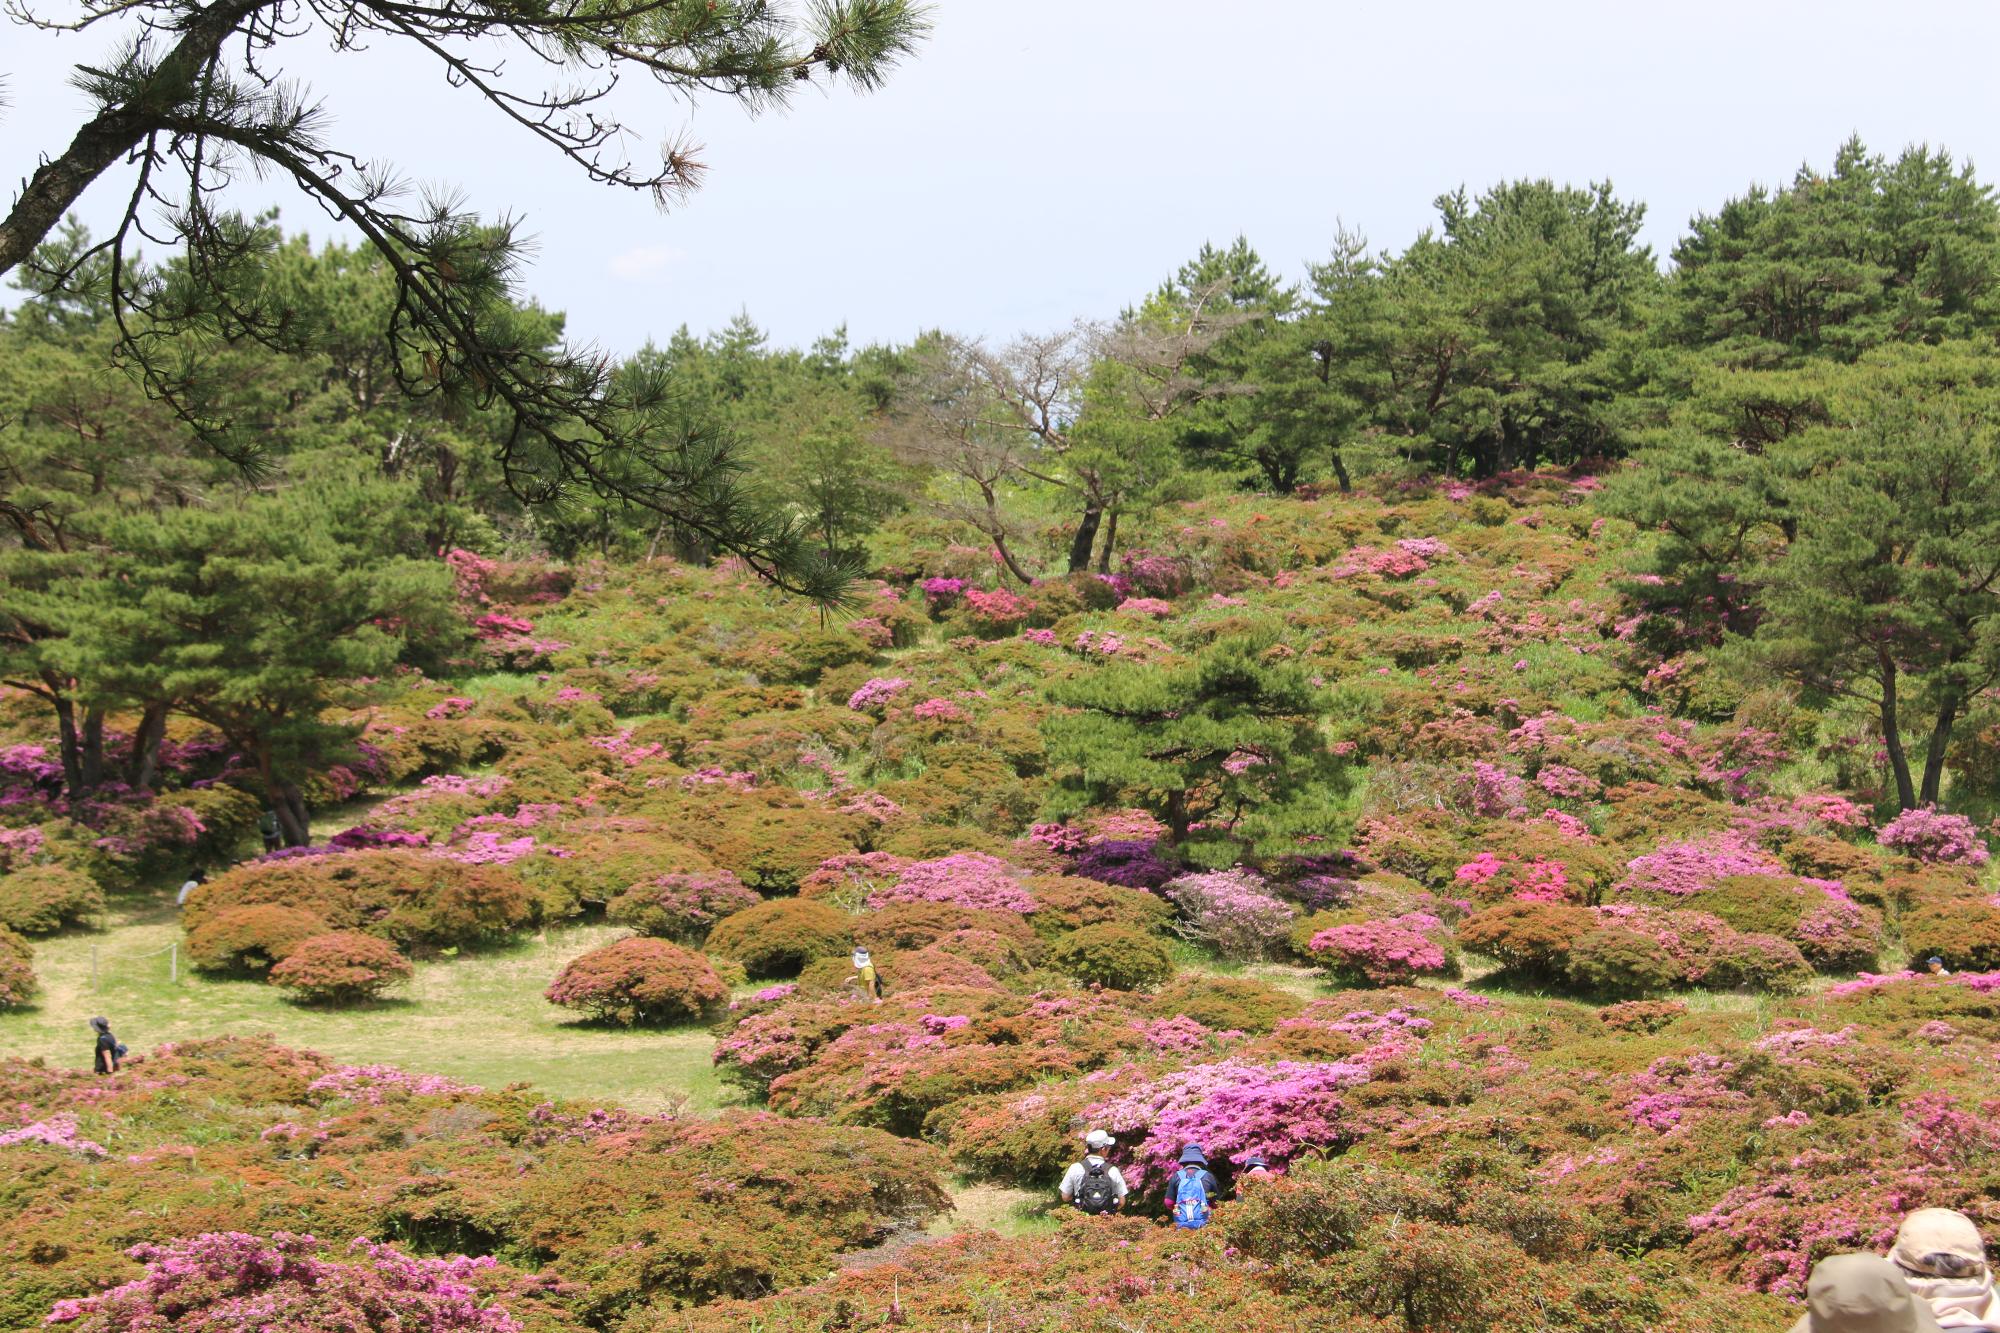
[126,701,170,790]
[1066,506,1102,574]
[79,706,106,791]
[53,694,84,795]
[1919,687,1963,807]
[1095,510,1121,575]
[990,531,1036,585]
[1329,447,1353,494]
[1879,650,1918,811]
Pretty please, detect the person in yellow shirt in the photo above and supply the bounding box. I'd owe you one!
[851,948,881,1004]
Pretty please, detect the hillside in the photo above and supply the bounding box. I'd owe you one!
[3,472,1997,1331]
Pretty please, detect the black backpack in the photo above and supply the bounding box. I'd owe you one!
[1073,1159,1117,1215]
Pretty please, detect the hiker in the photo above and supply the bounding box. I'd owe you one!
[259,809,281,852]
[1237,1153,1272,1195]
[176,868,206,909]
[1168,1143,1219,1229]
[1789,1254,1944,1333]
[1058,1130,1128,1214]
[89,1017,125,1076]
[850,948,881,1005]
[1928,956,1953,978]
[1889,1208,2000,1330]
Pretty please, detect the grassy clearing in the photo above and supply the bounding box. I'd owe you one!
[930,1182,1060,1239]
[3,902,731,1113]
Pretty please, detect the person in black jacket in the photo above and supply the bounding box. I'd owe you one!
[89,1016,123,1075]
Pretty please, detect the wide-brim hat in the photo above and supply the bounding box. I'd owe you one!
[1178,1143,1207,1165]
[1786,1254,1944,1333]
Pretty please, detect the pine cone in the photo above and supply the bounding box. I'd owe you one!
[808,42,829,62]
[792,64,811,80]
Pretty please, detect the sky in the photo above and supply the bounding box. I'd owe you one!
[7,0,2000,356]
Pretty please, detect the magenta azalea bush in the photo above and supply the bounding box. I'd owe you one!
[1877,806,1990,865]
[1306,917,1451,986]
[45,1232,520,1332]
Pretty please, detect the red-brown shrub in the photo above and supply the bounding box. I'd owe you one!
[268,932,413,1005]
[546,937,727,1026]
[0,926,33,1008]
[186,904,330,974]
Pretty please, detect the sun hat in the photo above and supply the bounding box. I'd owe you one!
[1177,1143,1207,1166]
[1084,1129,1115,1150]
[1243,1153,1268,1168]
[1786,1254,1944,1333]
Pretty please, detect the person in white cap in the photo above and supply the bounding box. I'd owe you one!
[1058,1129,1128,1215]
[850,947,881,1005]
[1789,1253,1944,1333]
[1889,1209,2000,1330]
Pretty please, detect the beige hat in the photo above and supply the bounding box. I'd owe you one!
[1891,1210,1988,1277]
[1787,1255,1945,1333]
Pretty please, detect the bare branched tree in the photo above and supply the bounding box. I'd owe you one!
[0,0,929,600]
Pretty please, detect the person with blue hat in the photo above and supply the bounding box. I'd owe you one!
[1926,956,1952,977]
[1168,1143,1219,1229]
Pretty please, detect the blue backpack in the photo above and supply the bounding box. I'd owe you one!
[1171,1166,1210,1229]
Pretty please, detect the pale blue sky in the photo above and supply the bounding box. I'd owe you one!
[7,0,2000,354]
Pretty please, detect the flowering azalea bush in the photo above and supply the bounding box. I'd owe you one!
[1163,869,1294,960]
[605,871,760,944]
[1877,806,1990,865]
[43,1232,523,1333]
[1306,917,1452,986]
[865,852,1037,914]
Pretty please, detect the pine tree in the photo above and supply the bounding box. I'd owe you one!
[1042,635,1351,863]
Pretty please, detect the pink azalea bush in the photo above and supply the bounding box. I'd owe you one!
[1162,869,1294,961]
[846,677,912,712]
[44,1232,520,1332]
[866,852,1037,914]
[1877,806,1990,865]
[1091,1059,1372,1187]
[1306,916,1451,986]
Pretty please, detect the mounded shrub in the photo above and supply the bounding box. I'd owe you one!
[186,904,330,974]
[1566,927,1679,999]
[853,901,1040,956]
[0,864,103,935]
[1306,919,1453,987]
[606,871,761,944]
[1698,931,1813,994]
[522,827,716,919]
[706,899,854,979]
[546,937,728,1026]
[1458,901,1595,981]
[1901,899,2000,972]
[185,851,534,954]
[1045,923,1174,991]
[0,925,35,1008]
[268,932,413,1005]
[1150,975,1305,1034]
[1023,873,1173,938]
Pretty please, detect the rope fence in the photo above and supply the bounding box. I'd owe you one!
[88,941,181,989]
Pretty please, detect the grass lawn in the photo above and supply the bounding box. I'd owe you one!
[3,901,732,1113]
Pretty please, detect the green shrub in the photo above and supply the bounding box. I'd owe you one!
[1023,873,1173,938]
[1700,932,1814,994]
[0,926,34,1008]
[186,904,329,974]
[706,899,854,979]
[268,932,412,1005]
[0,864,103,935]
[1151,975,1304,1034]
[546,937,728,1025]
[526,828,716,920]
[1900,899,2000,972]
[1046,923,1174,991]
[1566,928,1680,999]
